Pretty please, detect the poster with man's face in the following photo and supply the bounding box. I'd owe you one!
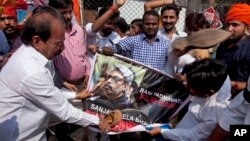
[83,53,189,133]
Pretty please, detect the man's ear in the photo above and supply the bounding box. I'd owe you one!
[123,83,130,91]
[244,25,250,36]
[32,35,41,50]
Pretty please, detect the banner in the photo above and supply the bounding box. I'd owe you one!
[83,53,189,134]
[203,6,223,29]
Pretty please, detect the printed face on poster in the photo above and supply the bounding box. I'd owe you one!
[84,53,189,134]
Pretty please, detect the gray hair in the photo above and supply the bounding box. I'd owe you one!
[114,64,134,86]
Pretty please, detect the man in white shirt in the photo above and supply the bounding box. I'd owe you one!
[85,0,126,68]
[144,1,187,42]
[0,6,110,141]
[208,76,250,141]
[147,59,230,141]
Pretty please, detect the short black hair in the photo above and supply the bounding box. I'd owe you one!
[97,6,120,20]
[185,12,210,32]
[116,17,128,33]
[21,6,65,45]
[143,10,159,21]
[182,59,227,97]
[131,18,142,27]
[48,0,73,9]
[160,3,180,17]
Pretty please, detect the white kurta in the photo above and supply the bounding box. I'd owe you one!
[161,92,230,141]
[0,45,99,141]
[219,90,250,132]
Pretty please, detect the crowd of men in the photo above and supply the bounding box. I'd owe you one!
[0,0,250,141]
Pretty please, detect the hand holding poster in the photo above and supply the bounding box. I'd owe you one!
[83,53,189,134]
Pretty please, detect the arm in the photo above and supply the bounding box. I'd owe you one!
[160,111,217,141]
[101,36,133,55]
[144,0,174,11]
[161,121,216,140]
[91,0,126,33]
[21,72,99,126]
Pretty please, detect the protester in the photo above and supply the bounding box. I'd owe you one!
[144,1,187,42]
[166,28,232,75]
[147,59,230,141]
[115,17,128,39]
[0,6,111,141]
[48,0,92,140]
[144,1,187,75]
[208,76,250,141]
[216,3,250,97]
[185,12,210,36]
[49,0,90,92]
[184,12,213,60]
[0,0,28,51]
[129,18,143,36]
[0,2,10,70]
[102,10,170,71]
[86,0,126,68]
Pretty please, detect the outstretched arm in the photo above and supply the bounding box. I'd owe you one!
[91,0,126,32]
[144,0,174,11]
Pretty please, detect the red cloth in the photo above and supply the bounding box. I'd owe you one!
[0,6,3,16]
[1,0,28,18]
[225,4,250,25]
[3,6,16,17]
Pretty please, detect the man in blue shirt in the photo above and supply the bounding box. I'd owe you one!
[216,4,250,97]
[103,10,171,71]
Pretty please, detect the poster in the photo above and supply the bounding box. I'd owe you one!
[203,6,223,29]
[83,53,189,134]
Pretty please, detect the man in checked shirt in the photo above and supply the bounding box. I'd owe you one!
[103,10,171,71]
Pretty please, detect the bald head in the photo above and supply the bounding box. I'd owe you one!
[21,6,65,45]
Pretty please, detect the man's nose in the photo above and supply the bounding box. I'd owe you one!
[164,17,171,23]
[65,12,71,19]
[106,78,112,83]
[4,19,11,24]
[227,25,234,32]
[148,24,153,28]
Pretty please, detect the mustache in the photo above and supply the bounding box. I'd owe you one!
[163,22,172,25]
[4,26,15,30]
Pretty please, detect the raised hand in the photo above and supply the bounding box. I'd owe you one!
[114,0,126,7]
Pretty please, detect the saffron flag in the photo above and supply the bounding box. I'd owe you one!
[83,53,189,134]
